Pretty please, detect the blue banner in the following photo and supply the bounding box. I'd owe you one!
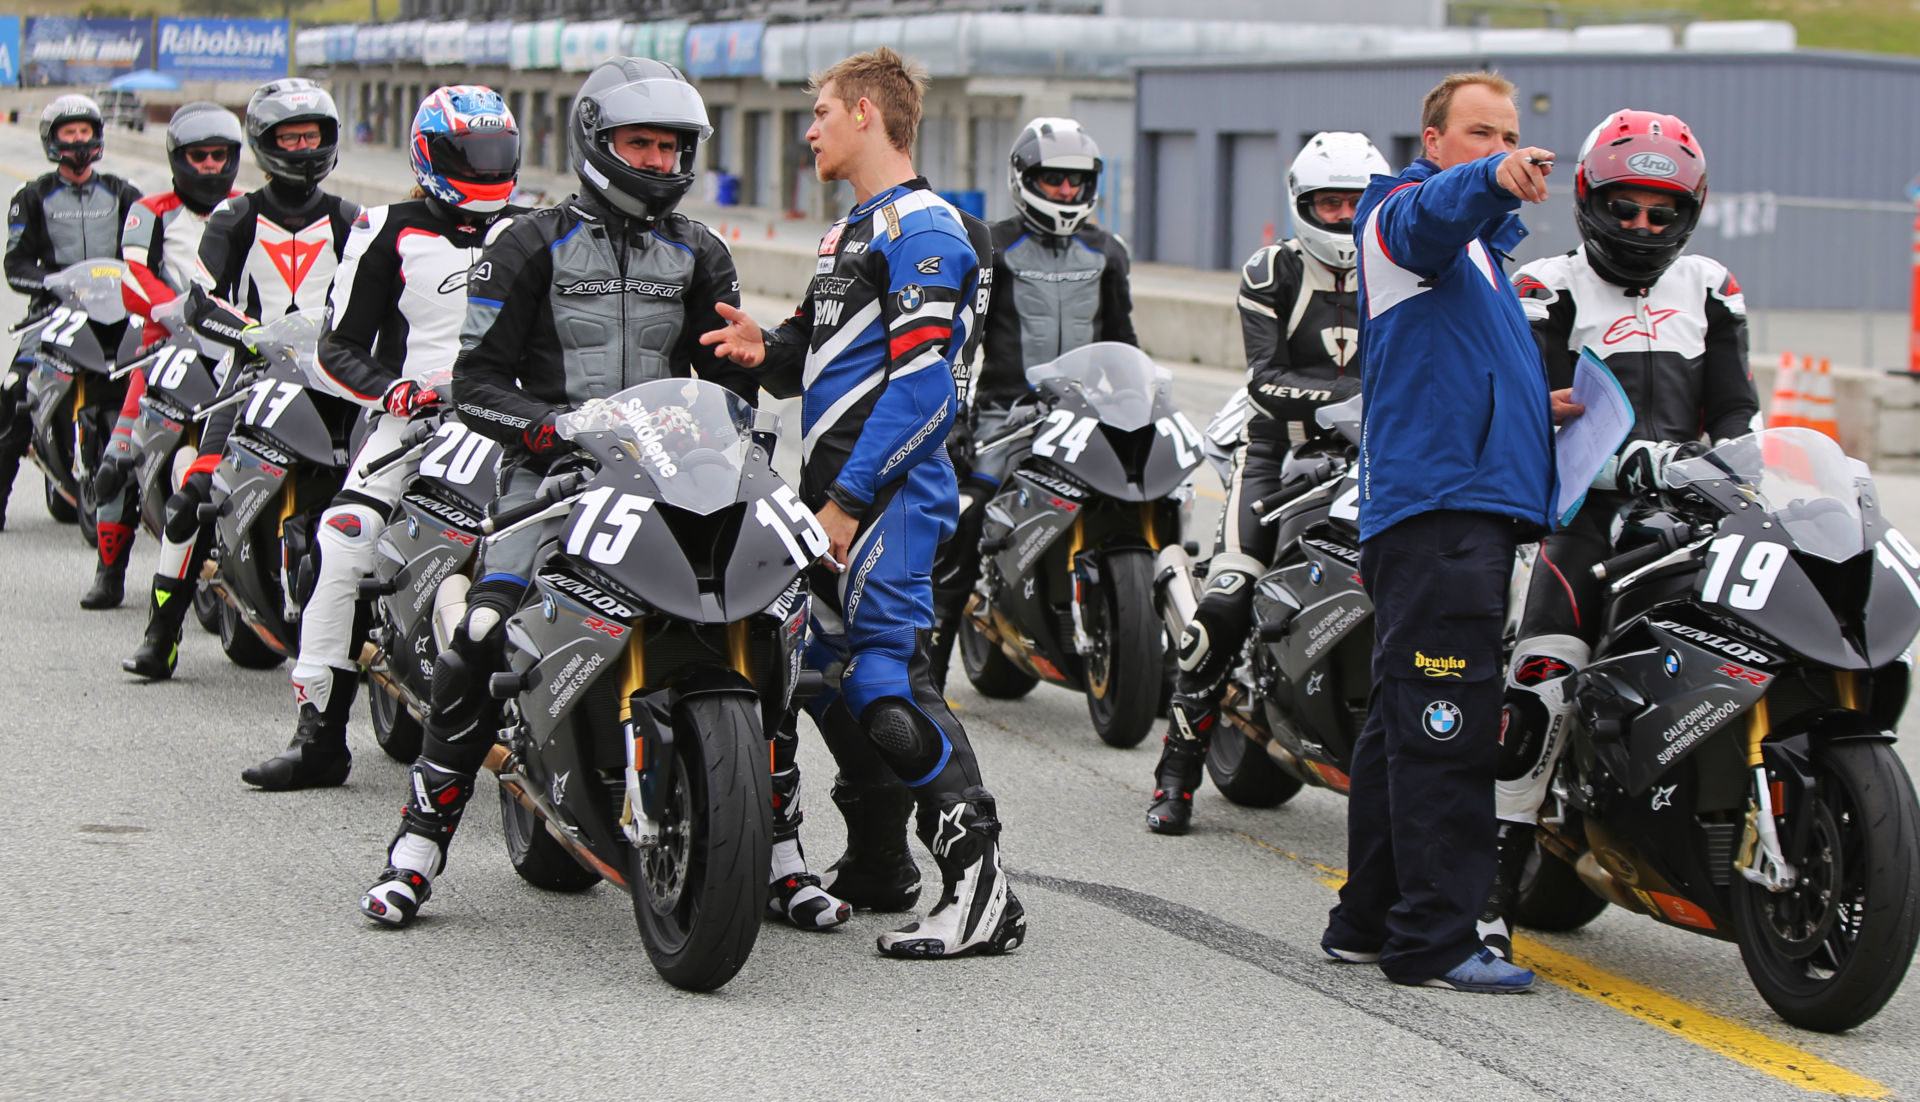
[156,18,287,81]
[0,17,20,88]
[684,21,763,78]
[22,17,152,86]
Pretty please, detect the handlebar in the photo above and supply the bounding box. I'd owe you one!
[354,421,437,479]
[9,305,58,335]
[480,471,589,536]
[1592,523,1711,582]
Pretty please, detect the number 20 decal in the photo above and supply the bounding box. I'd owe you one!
[418,422,497,487]
[1699,533,1788,611]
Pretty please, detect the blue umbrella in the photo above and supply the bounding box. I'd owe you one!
[107,69,180,92]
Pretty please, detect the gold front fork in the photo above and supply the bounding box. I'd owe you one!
[617,625,648,830]
[728,620,754,682]
[1139,502,1162,551]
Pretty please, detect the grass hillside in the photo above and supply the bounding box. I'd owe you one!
[9,0,399,25]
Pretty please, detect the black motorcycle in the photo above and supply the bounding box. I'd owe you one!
[359,386,504,764]
[15,260,144,541]
[479,378,815,992]
[958,342,1202,748]
[1512,427,1920,1032]
[114,296,227,539]
[198,309,356,670]
[1153,394,1372,805]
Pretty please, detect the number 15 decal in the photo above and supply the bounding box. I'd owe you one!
[756,485,830,570]
[566,486,654,566]
[1700,533,1788,611]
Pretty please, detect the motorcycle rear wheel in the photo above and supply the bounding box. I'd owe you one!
[1205,728,1303,808]
[369,681,424,764]
[1512,838,1607,932]
[499,782,601,892]
[631,690,770,992]
[1084,548,1162,748]
[43,475,77,524]
[1731,739,1920,1032]
[193,579,222,634]
[959,616,1038,700]
[217,600,285,670]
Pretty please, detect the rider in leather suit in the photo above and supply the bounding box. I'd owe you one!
[1480,110,1759,959]
[2,95,142,534]
[121,79,361,686]
[1146,132,1389,835]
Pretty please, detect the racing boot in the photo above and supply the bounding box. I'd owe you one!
[877,788,1025,959]
[360,759,476,927]
[1145,690,1215,835]
[765,727,852,930]
[1478,820,1535,961]
[80,521,135,609]
[241,675,357,790]
[123,575,194,679]
[819,779,921,912]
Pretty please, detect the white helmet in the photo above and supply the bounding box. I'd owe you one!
[1009,117,1102,236]
[1287,132,1390,271]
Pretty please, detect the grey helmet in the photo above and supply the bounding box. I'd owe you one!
[1008,117,1102,236]
[40,95,105,170]
[166,102,244,211]
[244,78,341,190]
[569,57,711,224]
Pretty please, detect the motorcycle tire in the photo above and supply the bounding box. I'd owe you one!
[43,475,77,524]
[1511,840,1607,932]
[77,478,97,548]
[1084,548,1163,749]
[1731,739,1920,1033]
[1205,728,1303,808]
[499,783,601,893]
[631,690,770,993]
[958,616,1038,700]
[369,682,424,764]
[217,599,285,670]
[193,579,222,635]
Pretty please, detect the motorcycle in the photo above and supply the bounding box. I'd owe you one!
[198,309,357,670]
[478,378,816,992]
[1153,394,1372,806]
[958,342,1203,748]
[358,376,504,764]
[13,260,144,541]
[115,297,228,539]
[1510,427,1920,1031]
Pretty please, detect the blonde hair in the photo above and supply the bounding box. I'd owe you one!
[1422,71,1517,134]
[809,46,929,153]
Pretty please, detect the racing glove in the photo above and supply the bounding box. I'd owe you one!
[522,412,566,457]
[382,379,441,419]
[1599,439,1707,495]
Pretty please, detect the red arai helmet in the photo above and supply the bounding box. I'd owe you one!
[1574,109,1707,287]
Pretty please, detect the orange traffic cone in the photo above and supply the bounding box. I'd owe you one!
[1801,356,1839,441]
[1768,351,1804,429]
[731,226,742,241]
[766,222,776,239]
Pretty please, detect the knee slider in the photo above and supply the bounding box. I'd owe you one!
[92,455,131,500]
[161,473,213,541]
[463,578,524,644]
[317,503,383,555]
[1178,568,1256,679]
[861,697,950,785]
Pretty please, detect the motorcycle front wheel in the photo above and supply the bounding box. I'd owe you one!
[1731,739,1920,1032]
[631,690,770,993]
[1205,728,1303,808]
[43,474,77,524]
[958,615,1038,700]
[1083,548,1162,748]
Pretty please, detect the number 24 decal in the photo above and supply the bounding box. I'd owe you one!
[1031,409,1203,467]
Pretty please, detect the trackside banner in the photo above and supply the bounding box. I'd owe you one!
[157,18,288,80]
[22,17,152,85]
[0,18,20,88]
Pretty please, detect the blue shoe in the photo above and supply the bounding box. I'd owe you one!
[1323,945,1382,964]
[1415,947,1534,993]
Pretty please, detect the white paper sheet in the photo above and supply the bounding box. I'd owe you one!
[1554,348,1635,527]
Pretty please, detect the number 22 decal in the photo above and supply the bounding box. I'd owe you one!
[1699,533,1788,611]
[38,307,89,347]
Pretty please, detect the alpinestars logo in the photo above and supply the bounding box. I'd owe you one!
[932,801,968,857]
[558,278,685,298]
[438,270,470,294]
[1603,308,1680,345]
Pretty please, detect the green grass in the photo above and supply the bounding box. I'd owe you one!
[11,0,399,23]
[1461,0,1920,56]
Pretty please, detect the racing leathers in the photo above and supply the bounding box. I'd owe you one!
[123,180,360,681]
[1146,238,1360,835]
[1481,244,1758,957]
[757,177,1023,959]
[240,198,525,792]
[2,169,142,529]
[928,214,1132,685]
[359,191,752,923]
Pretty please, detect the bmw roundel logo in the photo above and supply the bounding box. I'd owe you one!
[542,592,557,623]
[1308,562,1324,585]
[1423,701,1461,741]
[1663,650,1682,677]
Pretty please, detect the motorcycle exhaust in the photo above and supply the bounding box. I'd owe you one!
[1153,542,1201,645]
[1574,851,1654,917]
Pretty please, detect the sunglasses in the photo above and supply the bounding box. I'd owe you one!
[275,131,324,150]
[1034,169,1092,189]
[184,147,230,165]
[1606,197,1681,227]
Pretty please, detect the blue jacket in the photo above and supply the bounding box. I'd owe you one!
[1352,155,1554,541]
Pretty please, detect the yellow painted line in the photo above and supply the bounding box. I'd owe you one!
[1233,831,1889,1098]
[0,162,30,181]
[1195,486,1225,501]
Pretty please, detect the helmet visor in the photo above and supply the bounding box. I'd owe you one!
[428,131,519,183]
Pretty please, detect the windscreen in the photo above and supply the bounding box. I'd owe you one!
[44,260,129,324]
[1667,427,1867,563]
[1025,341,1171,432]
[556,378,777,514]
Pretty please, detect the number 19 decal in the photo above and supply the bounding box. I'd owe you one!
[1700,533,1788,611]
[1876,528,1920,608]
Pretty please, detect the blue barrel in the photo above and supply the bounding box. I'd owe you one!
[715,173,741,207]
[937,189,986,219]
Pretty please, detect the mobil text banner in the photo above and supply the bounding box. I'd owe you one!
[23,17,152,86]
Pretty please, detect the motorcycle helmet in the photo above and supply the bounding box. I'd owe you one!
[1008,117,1101,236]
[1574,109,1707,287]
[410,85,520,217]
[244,78,341,190]
[1287,132,1389,271]
[40,95,105,170]
[165,102,244,211]
[569,57,710,224]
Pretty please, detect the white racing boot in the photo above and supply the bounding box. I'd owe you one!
[877,791,1026,959]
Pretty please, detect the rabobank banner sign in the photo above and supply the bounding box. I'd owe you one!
[157,19,288,81]
[0,17,21,89]
[22,18,152,85]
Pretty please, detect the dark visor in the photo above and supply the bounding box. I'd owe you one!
[428,131,520,182]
